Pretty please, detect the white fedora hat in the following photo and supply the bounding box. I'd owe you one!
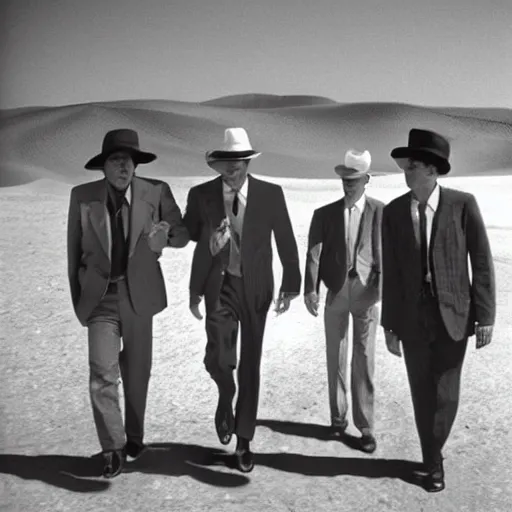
[334,149,372,179]
[206,127,261,164]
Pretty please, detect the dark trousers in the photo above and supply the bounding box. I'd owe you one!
[402,288,468,467]
[87,279,153,451]
[204,274,268,440]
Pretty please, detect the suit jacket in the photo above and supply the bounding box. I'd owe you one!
[67,176,189,326]
[381,186,496,342]
[304,195,384,301]
[183,175,301,313]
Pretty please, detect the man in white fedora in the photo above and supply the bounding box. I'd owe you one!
[304,149,384,453]
[183,127,301,473]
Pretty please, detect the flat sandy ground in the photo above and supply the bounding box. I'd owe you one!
[1,175,511,512]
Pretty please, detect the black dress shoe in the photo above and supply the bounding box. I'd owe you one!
[234,437,254,473]
[330,420,348,437]
[102,449,125,478]
[215,397,234,445]
[411,464,430,481]
[125,440,147,460]
[423,463,445,493]
[360,434,377,454]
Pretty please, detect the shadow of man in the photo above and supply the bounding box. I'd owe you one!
[121,442,249,487]
[0,453,110,493]
[257,419,361,450]
[252,419,423,487]
[0,443,250,492]
[255,452,421,485]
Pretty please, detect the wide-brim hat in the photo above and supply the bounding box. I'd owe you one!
[85,129,157,170]
[206,127,261,166]
[391,128,451,175]
[334,149,372,179]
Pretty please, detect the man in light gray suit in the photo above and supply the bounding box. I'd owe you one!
[67,129,189,478]
[304,149,384,453]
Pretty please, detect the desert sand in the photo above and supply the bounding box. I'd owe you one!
[1,96,511,511]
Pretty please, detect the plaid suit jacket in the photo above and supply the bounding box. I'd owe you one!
[381,186,496,342]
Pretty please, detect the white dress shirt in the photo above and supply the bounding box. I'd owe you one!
[410,184,440,279]
[223,177,248,208]
[410,184,439,250]
[344,194,366,265]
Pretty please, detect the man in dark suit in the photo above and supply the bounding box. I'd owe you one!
[381,129,495,492]
[304,149,384,453]
[184,127,301,473]
[67,129,189,478]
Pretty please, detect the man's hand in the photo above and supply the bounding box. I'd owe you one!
[475,324,493,349]
[385,330,402,357]
[210,218,231,256]
[189,294,203,320]
[304,292,319,317]
[275,292,298,315]
[148,221,170,253]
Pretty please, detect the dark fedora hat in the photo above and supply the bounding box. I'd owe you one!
[391,129,451,174]
[85,129,157,170]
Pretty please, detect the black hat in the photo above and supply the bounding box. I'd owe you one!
[85,129,157,170]
[391,129,451,174]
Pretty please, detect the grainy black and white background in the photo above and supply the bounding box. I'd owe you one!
[1,1,511,511]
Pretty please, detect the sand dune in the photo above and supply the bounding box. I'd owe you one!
[201,93,339,108]
[1,94,512,187]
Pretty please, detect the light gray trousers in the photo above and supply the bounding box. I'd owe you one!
[323,276,378,435]
[87,279,153,452]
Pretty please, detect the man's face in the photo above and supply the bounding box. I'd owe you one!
[401,158,437,191]
[103,151,135,191]
[342,175,368,204]
[211,159,249,189]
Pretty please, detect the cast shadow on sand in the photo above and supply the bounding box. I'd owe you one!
[252,419,423,486]
[0,443,249,493]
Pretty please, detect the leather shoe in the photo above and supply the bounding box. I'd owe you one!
[360,434,377,454]
[423,463,445,492]
[234,437,254,473]
[330,420,348,437]
[215,397,234,445]
[125,440,147,460]
[102,449,125,478]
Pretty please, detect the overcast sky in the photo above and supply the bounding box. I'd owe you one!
[1,0,511,109]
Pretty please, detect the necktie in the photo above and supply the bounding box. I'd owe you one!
[232,190,239,216]
[418,202,428,280]
[347,207,358,275]
[110,193,129,278]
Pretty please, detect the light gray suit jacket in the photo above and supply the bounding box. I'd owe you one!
[67,176,189,326]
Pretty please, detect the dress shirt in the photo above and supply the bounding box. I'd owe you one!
[410,184,439,254]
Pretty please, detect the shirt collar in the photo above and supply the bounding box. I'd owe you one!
[125,184,132,205]
[412,184,440,212]
[106,180,132,206]
[346,193,366,212]
[222,176,249,198]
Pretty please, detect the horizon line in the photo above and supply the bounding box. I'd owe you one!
[1,94,512,113]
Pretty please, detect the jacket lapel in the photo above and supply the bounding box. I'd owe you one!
[129,177,151,257]
[333,198,345,257]
[354,200,372,254]
[88,181,111,261]
[204,177,225,228]
[401,192,419,262]
[242,175,257,235]
[431,186,451,250]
